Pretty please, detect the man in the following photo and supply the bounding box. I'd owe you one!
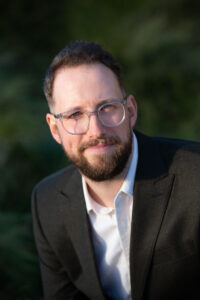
[32,41,200,300]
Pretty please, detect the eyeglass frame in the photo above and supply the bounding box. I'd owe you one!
[52,95,128,135]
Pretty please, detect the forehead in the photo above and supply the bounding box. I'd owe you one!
[52,63,123,112]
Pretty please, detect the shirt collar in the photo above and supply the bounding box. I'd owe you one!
[82,133,138,213]
[120,133,138,197]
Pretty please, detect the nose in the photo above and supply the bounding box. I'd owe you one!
[87,112,106,137]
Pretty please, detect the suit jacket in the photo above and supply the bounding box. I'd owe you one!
[32,131,200,300]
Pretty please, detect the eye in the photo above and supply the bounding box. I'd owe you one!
[101,103,117,113]
[64,111,84,120]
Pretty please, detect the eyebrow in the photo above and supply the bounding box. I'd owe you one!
[63,97,121,113]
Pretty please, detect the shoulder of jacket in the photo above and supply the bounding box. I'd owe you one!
[136,130,200,154]
[135,130,200,172]
[32,164,79,196]
[155,136,200,161]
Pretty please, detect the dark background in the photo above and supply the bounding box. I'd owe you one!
[0,0,199,298]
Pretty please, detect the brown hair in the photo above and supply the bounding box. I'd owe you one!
[43,41,124,108]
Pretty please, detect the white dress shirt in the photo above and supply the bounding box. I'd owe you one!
[82,134,138,300]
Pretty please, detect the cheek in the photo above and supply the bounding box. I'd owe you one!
[117,118,132,139]
[61,136,81,156]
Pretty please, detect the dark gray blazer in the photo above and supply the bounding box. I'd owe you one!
[32,131,200,300]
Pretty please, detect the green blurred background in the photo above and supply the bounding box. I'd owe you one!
[0,0,199,298]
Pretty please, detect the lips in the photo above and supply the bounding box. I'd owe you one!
[87,143,113,150]
[79,137,120,153]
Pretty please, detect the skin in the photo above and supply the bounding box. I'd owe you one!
[46,63,137,207]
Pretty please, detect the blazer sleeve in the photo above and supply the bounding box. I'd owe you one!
[31,188,89,300]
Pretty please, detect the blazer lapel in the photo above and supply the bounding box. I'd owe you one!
[130,132,175,300]
[58,168,105,300]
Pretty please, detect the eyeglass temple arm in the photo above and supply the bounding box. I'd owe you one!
[52,113,62,119]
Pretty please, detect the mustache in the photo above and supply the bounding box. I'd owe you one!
[79,136,121,152]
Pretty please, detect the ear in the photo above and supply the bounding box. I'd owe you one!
[46,113,62,144]
[126,95,137,128]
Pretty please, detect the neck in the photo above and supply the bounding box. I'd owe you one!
[83,150,133,208]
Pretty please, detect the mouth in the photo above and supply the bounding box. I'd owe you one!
[85,143,114,154]
[79,138,119,154]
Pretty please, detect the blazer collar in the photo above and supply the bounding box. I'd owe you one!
[130,131,175,300]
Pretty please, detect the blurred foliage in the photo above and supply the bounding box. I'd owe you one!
[0,0,199,298]
[0,213,42,299]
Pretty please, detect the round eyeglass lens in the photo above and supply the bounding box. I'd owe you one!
[62,113,89,134]
[99,102,125,127]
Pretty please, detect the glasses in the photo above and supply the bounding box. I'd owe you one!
[52,96,128,135]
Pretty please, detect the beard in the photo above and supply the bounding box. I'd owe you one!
[62,127,133,182]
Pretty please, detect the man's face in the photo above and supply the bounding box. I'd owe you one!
[46,63,137,181]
